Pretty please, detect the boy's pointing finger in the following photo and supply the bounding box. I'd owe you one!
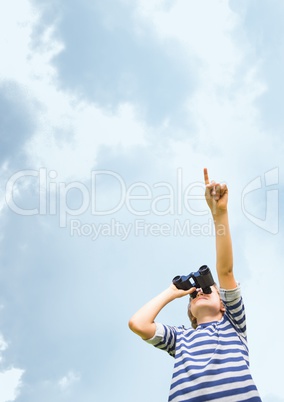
[204,167,210,185]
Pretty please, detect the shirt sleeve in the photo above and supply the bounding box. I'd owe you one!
[219,283,247,338]
[144,322,177,357]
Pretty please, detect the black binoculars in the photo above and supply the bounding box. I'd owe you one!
[172,265,215,298]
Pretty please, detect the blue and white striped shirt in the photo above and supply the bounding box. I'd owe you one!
[146,286,261,401]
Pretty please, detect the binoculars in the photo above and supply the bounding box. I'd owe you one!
[172,265,215,298]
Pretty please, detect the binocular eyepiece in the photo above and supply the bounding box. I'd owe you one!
[172,265,215,299]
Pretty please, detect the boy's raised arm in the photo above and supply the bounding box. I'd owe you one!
[204,168,237,290]
[128,285,196,340]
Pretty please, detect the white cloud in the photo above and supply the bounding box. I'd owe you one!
[0,0,148,182]
[58,370,80,391]
[135,0,283,207]
[0,369,24,402]
[0,1,37,81]
[136,0,242,83]
[0,334,24,402]
[26,101,147,181]
[0,0,62,90]
[0,335,8,358]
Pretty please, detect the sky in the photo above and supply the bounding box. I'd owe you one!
[0,0,283,401]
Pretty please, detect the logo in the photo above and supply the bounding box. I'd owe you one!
[241,168,279,234]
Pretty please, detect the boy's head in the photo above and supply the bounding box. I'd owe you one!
[187,284,225,329]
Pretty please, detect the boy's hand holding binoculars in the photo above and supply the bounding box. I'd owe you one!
[169,283,197,299]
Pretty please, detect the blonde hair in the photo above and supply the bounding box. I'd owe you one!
[187,305,198,329]
[187,284,222,329]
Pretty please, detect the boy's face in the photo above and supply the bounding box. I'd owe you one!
[190,286,225,321]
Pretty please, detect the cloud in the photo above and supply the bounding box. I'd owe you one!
[30,0,195,125]
[0,0,150,185]
[0,1,284,401]
[0,368,24,402]
[0,334,24,402]
[229,0,284,132]
[0,82,36,166]
[136,0,242,82]
[58,370,80,391]
[0,0,61,192]
[26,101,148,181]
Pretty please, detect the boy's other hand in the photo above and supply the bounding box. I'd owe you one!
[169,284,197,299]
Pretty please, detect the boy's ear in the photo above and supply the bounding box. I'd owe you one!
[220,301,226,313]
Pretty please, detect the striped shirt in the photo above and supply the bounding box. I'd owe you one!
[145,286,262,401]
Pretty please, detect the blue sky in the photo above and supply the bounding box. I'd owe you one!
[0,1,283,401]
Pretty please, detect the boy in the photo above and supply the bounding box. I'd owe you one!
[128,168,262,401]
